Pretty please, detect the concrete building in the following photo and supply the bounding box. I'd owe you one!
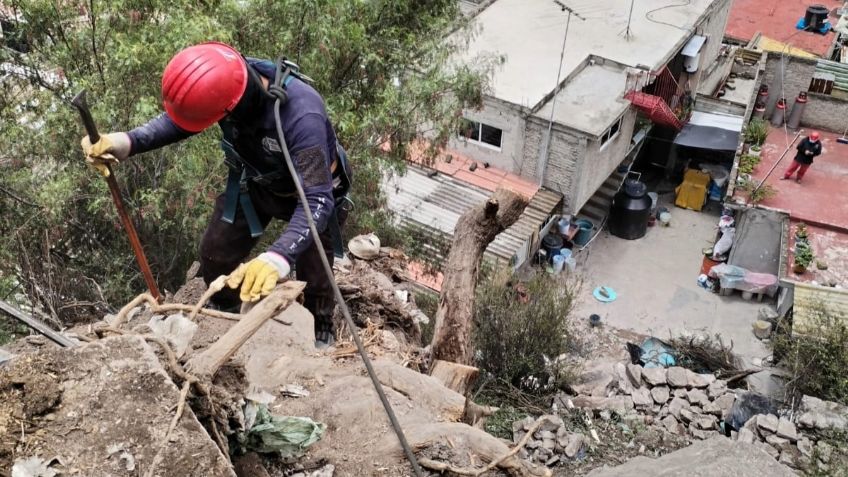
[446,0,733,216]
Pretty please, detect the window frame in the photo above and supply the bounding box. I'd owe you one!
[458,118,503,151]
[599,116,623,150]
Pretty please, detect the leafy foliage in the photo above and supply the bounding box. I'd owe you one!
[738,154,760,175]
[794,242,814,268]
[743,118,769,146]
[473,269,580,393]
[0,1,490,322]
[775,308,848,406]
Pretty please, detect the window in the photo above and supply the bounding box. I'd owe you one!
[600,117,622,149]
[458,118,503,149]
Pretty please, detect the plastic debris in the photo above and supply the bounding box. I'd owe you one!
[11,456,59,477]
[280,384,311,398]
[238,404,326,456]
[348,233,380,260]
[146,313,197,358]
[639,337,676,368]
[593,286,617,303]
[727,391,779,431]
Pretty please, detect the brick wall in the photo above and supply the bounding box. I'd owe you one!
[762,55,816,116]
[522,118,586,213]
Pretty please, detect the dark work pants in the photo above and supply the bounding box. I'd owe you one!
[199,185,346,336]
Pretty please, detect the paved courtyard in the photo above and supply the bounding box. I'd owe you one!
[573,198,769,361]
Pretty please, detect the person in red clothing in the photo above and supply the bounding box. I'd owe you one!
[782,132,822,184]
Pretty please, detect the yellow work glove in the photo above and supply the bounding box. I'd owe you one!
[226,252,291,302]
[80,132,131,177]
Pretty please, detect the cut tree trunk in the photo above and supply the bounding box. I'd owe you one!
[187,281,305,380]
[430,359,479,396]
[430,188,528,366]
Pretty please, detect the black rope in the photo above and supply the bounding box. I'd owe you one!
[270,56,424,477]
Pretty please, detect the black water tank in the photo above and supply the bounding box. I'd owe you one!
[609,180,652,240]
[805,5,829,30]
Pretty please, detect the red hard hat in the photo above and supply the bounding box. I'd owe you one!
[161,42,247,132]
[810,132,820,141]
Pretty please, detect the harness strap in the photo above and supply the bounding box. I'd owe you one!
[240,188,264,238]
[222,167,241,225]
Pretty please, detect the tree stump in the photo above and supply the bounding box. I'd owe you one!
[430,188,528,366]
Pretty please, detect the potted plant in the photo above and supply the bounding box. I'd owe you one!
[793,243,814,274]
[744,118,769,148]
[794,222,809,244]
[749,145,762,158]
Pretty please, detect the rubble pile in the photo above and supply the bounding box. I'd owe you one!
[732,395,848,473]
[531,360,847,473]
[562,363,736,441]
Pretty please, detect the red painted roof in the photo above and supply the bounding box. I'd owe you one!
[786,221,848,284]
[737,127,848,233]
[726,0,839,57]
[731,127,848,283]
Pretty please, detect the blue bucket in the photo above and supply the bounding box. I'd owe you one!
[559,249,573,260]
[573,219,594,246]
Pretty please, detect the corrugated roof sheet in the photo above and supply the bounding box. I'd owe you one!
[384,166,562,266]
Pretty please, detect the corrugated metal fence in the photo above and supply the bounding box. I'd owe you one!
[814,59,848,95]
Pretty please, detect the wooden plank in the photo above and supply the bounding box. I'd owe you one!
[187,281,305,379]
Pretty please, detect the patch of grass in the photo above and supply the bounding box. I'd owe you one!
[483,404,527,440]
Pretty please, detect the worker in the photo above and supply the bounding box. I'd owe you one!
[80,42,352,348]
[782,131,822,184]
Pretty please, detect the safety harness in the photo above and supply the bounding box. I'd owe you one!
[219,58,351,257]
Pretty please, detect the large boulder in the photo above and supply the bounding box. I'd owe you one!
[571,363,617,397]
[586,437,796,477]
[796,395,848,431]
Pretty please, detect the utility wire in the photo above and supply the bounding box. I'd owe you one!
[270,59,424,476]
[645,0,692,31]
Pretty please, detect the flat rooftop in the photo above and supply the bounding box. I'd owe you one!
[734,127,848,233]
[453,0,717,108]
[533,62,630,136]
[787,221,848,286]
[726,0,839,57]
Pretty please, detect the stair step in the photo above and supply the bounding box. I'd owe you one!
[586,195,611,210]
[580,203,608,221]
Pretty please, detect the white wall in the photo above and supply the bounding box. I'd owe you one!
[448,97,526,173]
[572,109,637,211]
[690,0,733,89]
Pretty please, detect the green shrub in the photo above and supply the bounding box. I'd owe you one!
[473,269,580,393]
[775,309,848,405]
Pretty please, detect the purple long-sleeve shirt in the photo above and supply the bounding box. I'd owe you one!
[126,59,337,264]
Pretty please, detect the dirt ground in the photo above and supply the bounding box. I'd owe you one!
[574,198,769,362]
[0,336,232,476]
